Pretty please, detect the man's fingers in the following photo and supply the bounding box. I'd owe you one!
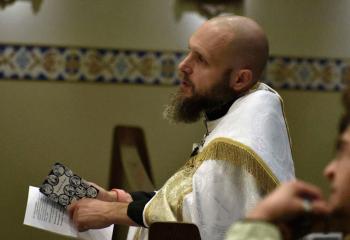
[71,203,89,232]
[294,198,330,216]
[72,206,83,231]
[67,200,78,218]
[291,180,324,200]
[88,182,101,190]
[311,200,331,215]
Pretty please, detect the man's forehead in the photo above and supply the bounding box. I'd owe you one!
[189,24,234,60]
[193,22,234,43]
[188,35,210,59]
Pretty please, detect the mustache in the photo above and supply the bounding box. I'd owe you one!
[180,73,195,88]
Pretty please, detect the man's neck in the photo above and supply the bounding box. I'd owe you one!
[204,97,238,121]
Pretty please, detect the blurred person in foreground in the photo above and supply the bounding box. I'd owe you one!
[225,91,350,240]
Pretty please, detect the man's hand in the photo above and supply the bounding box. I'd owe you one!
[88,182,132,203]
[67,198,137,232]
[247,180,331,222]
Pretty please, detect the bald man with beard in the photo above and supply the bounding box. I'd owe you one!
[68,15,295,240]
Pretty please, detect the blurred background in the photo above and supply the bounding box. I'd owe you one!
[0,0,347,239]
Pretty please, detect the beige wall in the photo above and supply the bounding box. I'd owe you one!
[245,0,350,58]
[280,90,341,192]
[0,0,346,239]
[0,0,205,50]
[0,81,204,240]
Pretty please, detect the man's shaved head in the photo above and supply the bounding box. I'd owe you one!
[207,15,269,82]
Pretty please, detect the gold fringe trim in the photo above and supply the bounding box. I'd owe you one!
[187,137,280,193]
[144,137,280,227]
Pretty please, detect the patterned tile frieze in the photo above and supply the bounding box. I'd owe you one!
[264,56,347,91]
[0,43,348,91]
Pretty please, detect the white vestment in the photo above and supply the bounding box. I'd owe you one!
[127,83,295,240]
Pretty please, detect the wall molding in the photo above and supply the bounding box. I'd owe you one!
[0,43,348,91]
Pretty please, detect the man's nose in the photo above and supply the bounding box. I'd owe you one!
[178,55,193,75]
[324,160,336,181]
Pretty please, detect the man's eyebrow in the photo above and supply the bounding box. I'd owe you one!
[187,40,211,62]
[191,45,210,59]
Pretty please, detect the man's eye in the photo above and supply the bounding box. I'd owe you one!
[337,146,345,157]
[197,55,206,64]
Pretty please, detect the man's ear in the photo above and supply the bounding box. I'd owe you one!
[230,69,253,93]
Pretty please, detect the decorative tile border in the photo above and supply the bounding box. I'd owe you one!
[0,43,349,91]
[264,56,348,91]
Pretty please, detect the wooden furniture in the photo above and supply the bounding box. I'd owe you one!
[149,222,201,240]
[108,125,154,240]
[109,125,154,189]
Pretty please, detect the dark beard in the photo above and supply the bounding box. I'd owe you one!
[163,71,237,123]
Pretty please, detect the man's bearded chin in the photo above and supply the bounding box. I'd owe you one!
[163,81,236,124]
[163,91,207,123]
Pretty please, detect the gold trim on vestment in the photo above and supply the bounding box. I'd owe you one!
[277,95,294,155]
[133,228,142,240]
[201,138,280,190]
[143,137,280,227]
